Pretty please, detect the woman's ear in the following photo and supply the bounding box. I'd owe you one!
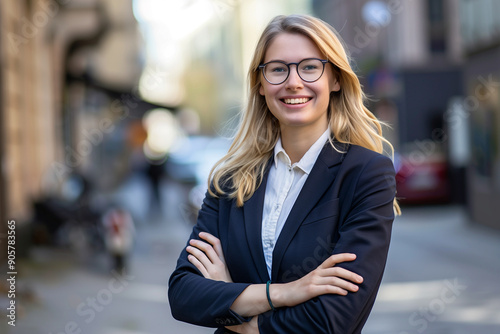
[259,84,265,96]
[330,78,341,92]
[329,65,341,92]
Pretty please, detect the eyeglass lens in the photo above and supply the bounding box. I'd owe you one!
[263,59,325,84]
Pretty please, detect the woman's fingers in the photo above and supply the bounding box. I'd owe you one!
[186,245,213,270]
[186,234,233,282]
[199,232,225,262]
[187,254,209,277]
[318,253,357,269]
[315,275,360,293]
[313,253,363,294]
[189,238,220,265]
[321,266,363,284]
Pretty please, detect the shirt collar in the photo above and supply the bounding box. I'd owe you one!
[273,129,330,174]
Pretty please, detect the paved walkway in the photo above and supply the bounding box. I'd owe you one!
[2,175,499,334]
[365,205,500,334]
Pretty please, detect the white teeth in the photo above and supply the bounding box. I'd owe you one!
[284,98,310,104]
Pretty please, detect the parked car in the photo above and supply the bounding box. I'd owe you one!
[394,143,450,205]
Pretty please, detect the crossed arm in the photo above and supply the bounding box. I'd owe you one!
[186,232,363,333]
[171,153,396,333]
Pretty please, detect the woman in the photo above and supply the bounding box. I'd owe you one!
[169,14,400,334]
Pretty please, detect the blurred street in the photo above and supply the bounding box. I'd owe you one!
[3,176,500,334]
[3,175,209,334]
[1,1,500,334]
[365,205,500,334]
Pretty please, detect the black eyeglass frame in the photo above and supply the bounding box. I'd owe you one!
[258,58,332,85]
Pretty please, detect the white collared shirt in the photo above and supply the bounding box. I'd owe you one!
[261,129,330,278]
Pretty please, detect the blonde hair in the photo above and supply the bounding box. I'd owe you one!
[209,14,400,215]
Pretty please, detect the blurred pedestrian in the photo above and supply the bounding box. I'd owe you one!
[145,158,166,215]
[169,14,400,333]
[102,207,135,274]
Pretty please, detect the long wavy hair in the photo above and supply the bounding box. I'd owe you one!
[209,14,401,215]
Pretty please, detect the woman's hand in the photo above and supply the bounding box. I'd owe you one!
[271,253,363,308]
[186,233,361,317]
[186,232,233,283]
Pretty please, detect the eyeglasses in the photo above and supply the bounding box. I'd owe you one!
[258,58,330,85]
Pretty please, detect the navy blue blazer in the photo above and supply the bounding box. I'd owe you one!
[169,141,396,334]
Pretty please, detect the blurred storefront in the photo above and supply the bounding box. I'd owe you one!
[313,0,465,205]
[313,0,499,229]
[459,0,500,229]
[1,0,75,255]
[0,0,167,262]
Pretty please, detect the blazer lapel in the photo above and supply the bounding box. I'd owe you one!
[271,142,347,282]
[242,158,273,282]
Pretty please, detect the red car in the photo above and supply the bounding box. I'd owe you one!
[394,150,450,204]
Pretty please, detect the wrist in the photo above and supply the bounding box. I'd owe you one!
[266,281,275,311]
[269,283,285,308]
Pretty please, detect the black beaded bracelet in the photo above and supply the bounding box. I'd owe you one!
[266,280,275,311]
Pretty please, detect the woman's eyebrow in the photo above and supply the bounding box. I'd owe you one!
[263,57,319,63]
[263,58,286,63]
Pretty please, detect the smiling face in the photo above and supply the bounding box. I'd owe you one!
[259,32,340,135]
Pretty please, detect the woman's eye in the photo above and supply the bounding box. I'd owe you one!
[271,66,287,73]
[303,65,318,71]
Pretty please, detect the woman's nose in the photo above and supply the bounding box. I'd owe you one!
[285,65,303,90]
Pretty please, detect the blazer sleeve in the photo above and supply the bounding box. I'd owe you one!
[168,188,251,328]
[258,153,396,334]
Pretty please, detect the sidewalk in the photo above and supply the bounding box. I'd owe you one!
[365,205,500,334]
[3,175,212,334]
[2,175,499,334]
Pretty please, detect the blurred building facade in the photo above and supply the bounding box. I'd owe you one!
[313,0,463,145]
[1,0,72,249]
[0,0,146,261]
[313,0,464,207]
[459,0,500,229]
[313,0,499,228]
